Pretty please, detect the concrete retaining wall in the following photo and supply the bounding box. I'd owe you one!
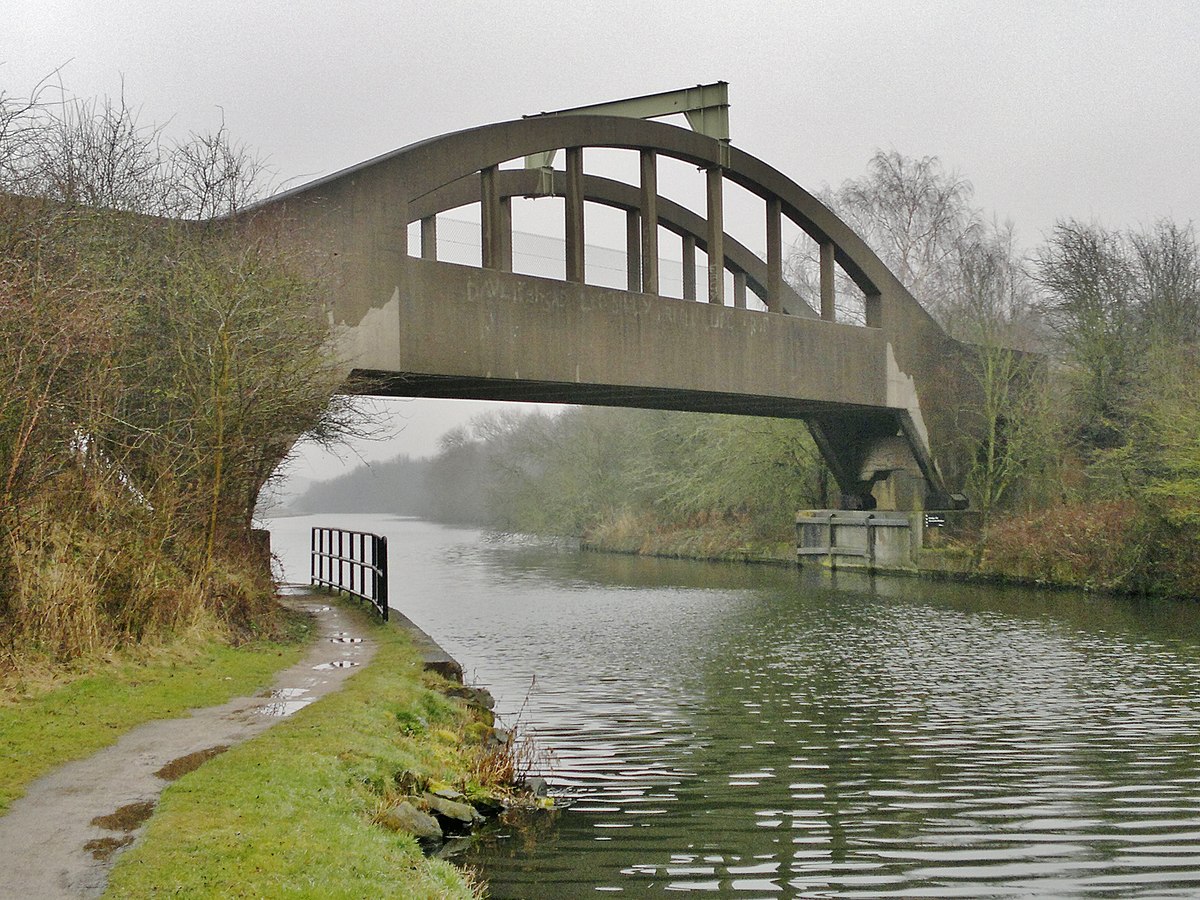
[796,510,921,571]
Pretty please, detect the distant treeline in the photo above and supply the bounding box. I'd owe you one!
[295,456,434,517]
[297,406,829,556]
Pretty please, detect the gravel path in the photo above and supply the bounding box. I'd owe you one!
[0,593,378,900]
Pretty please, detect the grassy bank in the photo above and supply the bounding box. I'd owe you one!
[583,510,793,565]
[0,609,312,815]
[105,604,513,899]
[583,506,1200,602]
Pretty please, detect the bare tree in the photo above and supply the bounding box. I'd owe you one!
[1035,220,1139,451]
[167,116,269,219]
[952,229,1056,528]
[1131,219,1200,348]
[30,86,169,213]
[787,150,982,326]
[0,90,43,193]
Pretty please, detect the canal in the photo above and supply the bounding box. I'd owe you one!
[267,513,1200,898]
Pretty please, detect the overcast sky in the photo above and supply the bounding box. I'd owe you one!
[7,1,1198,484]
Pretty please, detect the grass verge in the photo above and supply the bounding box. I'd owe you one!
[105,603,496,899]
[0,610,312,815]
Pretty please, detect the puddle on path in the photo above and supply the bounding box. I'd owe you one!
[154,745,231,782]
[256,687,308,700]
[91,799,156,832]
[257,699,315,716]
[255,687,316,717]
[83,835,134,861]
[314,660,359,670]
[329,636,363,644]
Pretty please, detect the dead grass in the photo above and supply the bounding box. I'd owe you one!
[980,501,1140,590]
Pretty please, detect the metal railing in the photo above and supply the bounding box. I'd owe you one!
[310,527,389,621]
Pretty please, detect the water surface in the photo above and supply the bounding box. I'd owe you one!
[267,514,1200,898]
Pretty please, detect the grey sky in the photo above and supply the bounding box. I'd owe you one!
[7,1,1198,482]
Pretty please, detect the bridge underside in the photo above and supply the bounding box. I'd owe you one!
[354,370,894,419]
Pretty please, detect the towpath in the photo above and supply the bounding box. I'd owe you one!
[0,591,377,900]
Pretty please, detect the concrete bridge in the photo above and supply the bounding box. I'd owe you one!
[257,84,970,511]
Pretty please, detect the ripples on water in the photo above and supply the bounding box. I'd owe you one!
[266,516,1200,898]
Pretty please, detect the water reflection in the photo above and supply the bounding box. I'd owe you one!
[266,516,1200,898]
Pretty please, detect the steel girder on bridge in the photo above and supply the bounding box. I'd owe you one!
[254,110,969,510]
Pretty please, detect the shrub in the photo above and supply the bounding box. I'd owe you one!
[980,501,1141,591]
[0,86,352,669]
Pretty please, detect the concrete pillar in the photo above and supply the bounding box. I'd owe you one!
[499,196,513,273]
[865,292,883,327]
[820,240,836,321]
[706,166,724,305]
[733,270,747,309]
[481,166,501,269]
[682,234,697,300]
[640,149,659,295]
[565,146,585,283]
[626,209,641,292]
[420,216,437,260]
[766,196,783,314]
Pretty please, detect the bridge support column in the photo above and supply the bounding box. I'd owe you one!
[640,150,659,294]
[566,146,585,283]
[626,209,641,292]
[865,292,882,327]
[766,196,783,314]
[499,197,512,272]
[481,166,502,270]
[420,216,437,260]
[733,270,747,309]
[820,241,836,321]
[706,166,724,305]
[682,234,697,300]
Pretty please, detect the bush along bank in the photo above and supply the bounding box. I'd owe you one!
[105,603,554,899]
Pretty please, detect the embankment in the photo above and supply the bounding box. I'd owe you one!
[104,596,538,899]
[580,509,1183,599]
[581,512,794,565]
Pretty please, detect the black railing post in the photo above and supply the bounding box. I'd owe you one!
[377,535,389,621]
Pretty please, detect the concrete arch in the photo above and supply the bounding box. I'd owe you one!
[263,113,934,328]
[257,113,966,510]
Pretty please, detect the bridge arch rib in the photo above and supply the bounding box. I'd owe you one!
[266,114,937,325]
[260,113,967,510]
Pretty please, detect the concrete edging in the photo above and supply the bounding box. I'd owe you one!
[387,609,463,683]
